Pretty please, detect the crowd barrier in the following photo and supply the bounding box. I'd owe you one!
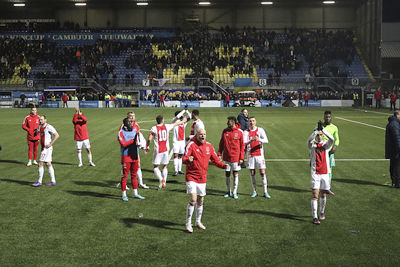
[16,99,356,108]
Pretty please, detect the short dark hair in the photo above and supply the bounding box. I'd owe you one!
[241,108,247,113]
[227,116,237,123]
[248,116,255,120]
[40,115,46,119]
[394,110,400,116]
[192,110,199,116]
[123,117,130,127]
[156,115,163,124]
[324,110,332,115]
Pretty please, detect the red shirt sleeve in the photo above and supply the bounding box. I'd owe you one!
[22,117,29,132]
[239,131,245,161]
[182,142,194,164]
[210,145,225,169]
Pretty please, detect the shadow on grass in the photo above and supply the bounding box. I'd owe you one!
[121,218,182,231]
[268,185,308,193]
[1,178,32,186]
[239,209,308,222]
[74,180,117,188]
[0,159,26,165]
[52,161,75,166]
[334,178,387,187]
[66,190,119,199]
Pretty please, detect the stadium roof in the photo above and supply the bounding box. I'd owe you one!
[0,0,365,10]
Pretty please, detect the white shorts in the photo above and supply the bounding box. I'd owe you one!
[225,161,241,172]
[186,181,206,197]
[76,139,91,149]
[173,140,185,154]
[153,151,169,165]
[247,156,266,169]
[311,172,330,190]
[40,147,53,163]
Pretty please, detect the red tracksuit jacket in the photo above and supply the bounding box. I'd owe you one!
[73,113,89,141]
[22,114,40,141]
[218,127,245,163]
[183,139,225,183]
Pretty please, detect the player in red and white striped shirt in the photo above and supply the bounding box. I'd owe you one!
[243,117,271,198]
[172,109,191,176]
[32,115,60,187]
[308,123,334,225]
[146,115,187,189]
[187,109,205,141]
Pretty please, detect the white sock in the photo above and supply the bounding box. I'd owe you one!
[320,197,327,214]
[162,168,168,182]
[311,198,318,218]
[173,158,179,172]
[88,152,93,163]
[77,151,82,164]
[137,168,143,185]
[233,173,239,194]
[178,158,183,172]
[226,174,231,194]
[186,201,196,225]
[38,165,44,183]
[251,175,257,193]
[262,173,268,193]
[48,165,55,183]
[133,189,138,196]
[122,190,127,197]
[154,168,163,182]
[196,202,204,224]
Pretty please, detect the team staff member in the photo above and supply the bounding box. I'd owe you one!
[385,110,400,188]
[118,117,145,201]
[22,107,40,166]
[183,129,227,233]
[308,122,334,225]
[322,110,339,195]
[32,115,60,187]
[73,107,95,167]
[218,116,245,199]
[244,117,271,198]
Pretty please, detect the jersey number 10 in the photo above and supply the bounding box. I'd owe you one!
[158,129,167,141]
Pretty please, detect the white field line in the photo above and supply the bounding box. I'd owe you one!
[266,159,387,162]
[336,116,385,130]
[355,109,392,116]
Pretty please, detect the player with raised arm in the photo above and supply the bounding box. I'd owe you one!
[187,109,204,141]
[183,129,227,233]
[116,111,149,189]
[244,117,271,198]
[308,121,335,225]
[147,115,187,189]
[322,110,339,195]
[118,117,145,201]
[32,115,60,187]
[73,107,95,167]
[22,107,40,166]
[218,116,245,199]
[172,108,191,176]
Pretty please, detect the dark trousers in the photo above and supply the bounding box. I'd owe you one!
[390,102,396,110]
[390,158,400,187]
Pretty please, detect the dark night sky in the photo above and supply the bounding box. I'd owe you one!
[383,0,400,22]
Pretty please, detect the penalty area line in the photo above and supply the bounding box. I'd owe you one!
[336,116,385,130]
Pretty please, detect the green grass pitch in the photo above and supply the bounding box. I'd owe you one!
[0,107,398,266]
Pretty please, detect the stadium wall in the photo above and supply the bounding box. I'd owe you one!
[52,6,357,29]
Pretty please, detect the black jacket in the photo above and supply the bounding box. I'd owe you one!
[385,115,400,159]
[237,113,249,131]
